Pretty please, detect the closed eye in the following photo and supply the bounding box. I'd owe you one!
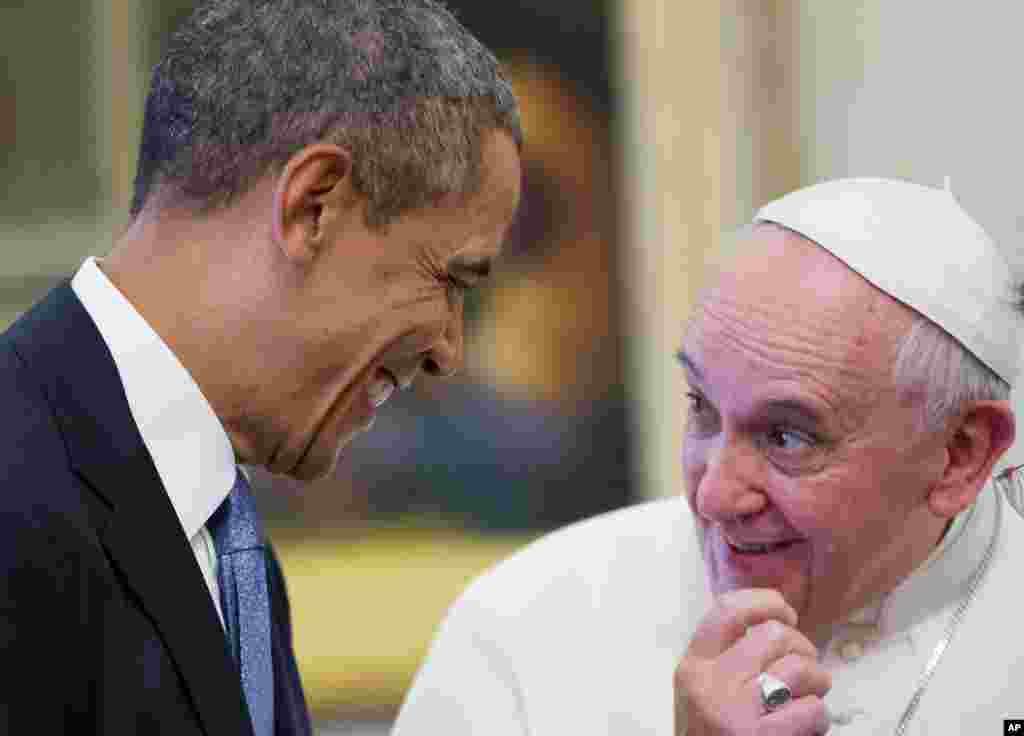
[446,273,472,294]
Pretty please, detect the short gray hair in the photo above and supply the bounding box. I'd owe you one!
[892,316,1010,432]
[132,0,522,225]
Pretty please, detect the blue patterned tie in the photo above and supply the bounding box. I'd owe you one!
[209,469,275,736]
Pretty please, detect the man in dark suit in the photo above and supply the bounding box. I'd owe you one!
[0,1,522,733]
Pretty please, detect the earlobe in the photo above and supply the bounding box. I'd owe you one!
[272,143,355,266]
[928,401,1015,518]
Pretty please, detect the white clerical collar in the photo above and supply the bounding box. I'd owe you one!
[71,256,236,540]
[841,483,998,639]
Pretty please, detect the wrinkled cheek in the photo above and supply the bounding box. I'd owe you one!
[800,539,839,609]
[698,527,724,593]
[698,528,740,596]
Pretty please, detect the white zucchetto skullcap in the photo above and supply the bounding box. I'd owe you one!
[754,177,1021,387]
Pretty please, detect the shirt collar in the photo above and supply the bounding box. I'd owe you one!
[71,257,236,539]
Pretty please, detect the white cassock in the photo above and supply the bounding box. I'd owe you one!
[392,178,1024,734]
[392,482,1024,734]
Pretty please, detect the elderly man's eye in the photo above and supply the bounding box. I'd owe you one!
[766,428,814,452]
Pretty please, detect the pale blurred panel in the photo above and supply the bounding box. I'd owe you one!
[0,3,94,222]
[109,0,150,226]
[0,0,115,325]
[721,1,802,228]
[617,0,721,500]
[795,1,1024,274]
[277,530,534,720]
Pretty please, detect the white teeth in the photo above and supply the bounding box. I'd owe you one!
[735,542,773,553]
[731,540,794,553]
[368,377,395,408]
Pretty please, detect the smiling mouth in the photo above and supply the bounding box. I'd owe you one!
[726,538,803,554]
[368,368,399,408]
[287,367,398,476]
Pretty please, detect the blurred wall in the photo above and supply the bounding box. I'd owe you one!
[617,1,720,501]
[0,1,112,324]
[795,2,1024,273]
[617,1,802,499]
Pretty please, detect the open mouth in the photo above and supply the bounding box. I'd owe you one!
[368,368,399,408]
[727,538,803,555]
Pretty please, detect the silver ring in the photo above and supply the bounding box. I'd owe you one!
[757,672,792,713]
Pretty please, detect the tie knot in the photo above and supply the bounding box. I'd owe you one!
[209,468,266,555]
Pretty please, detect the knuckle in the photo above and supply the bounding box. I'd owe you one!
[770,652,803,676]
[773,626,815,657]
[751,618,786,641]
[714,592,744,620]
[790,632,819,658]
[716,588,795,626]
[709,597,747,637]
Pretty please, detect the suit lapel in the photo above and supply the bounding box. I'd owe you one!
[7,284,254,736]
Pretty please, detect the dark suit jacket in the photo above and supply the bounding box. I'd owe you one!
[0,284,312,735]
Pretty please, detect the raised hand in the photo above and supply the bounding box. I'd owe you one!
[674,589,831,735]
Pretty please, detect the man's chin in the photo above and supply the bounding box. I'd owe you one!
[280,445,335,482]
[285,456,333,483]
[285,427,366,482]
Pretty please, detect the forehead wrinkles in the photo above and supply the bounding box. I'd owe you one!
[688,283,898,418]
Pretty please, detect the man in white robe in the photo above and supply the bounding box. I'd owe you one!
[391,178,1024,734]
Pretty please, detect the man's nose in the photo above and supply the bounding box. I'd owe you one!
[694,435,768,521]
[422,303,464,378]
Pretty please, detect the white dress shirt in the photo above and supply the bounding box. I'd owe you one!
[394,482,1023,734]
[72,256,238,626]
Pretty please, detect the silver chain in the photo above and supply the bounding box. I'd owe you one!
[892,488,1003,735]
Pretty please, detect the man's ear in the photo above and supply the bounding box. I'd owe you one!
[928,401,1015,517]
[272,143,359,265]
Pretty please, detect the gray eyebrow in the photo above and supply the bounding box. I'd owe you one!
[674,353,828,427]
[758,399,827,427]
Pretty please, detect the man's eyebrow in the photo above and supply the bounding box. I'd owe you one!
[675,349,702,381]
[759,399,827,427]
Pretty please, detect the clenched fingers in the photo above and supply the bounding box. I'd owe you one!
[687,589,798,659]
[757,695,830,736]
[717,619,819,681]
